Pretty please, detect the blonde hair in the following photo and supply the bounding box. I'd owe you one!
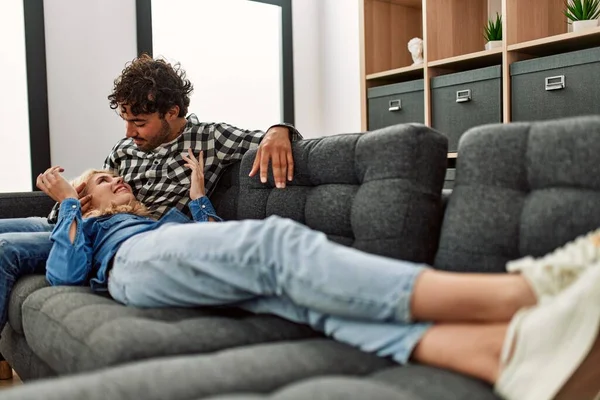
[72,169,154,219]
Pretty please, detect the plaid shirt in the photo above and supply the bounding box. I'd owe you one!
[103,114,301,218]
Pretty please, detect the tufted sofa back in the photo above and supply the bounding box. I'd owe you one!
[211,124,448,264]
[435,116,600,272]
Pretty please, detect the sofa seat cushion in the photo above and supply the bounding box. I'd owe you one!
[206,365,500,400]
[435,116,600,272]
[22,286,319,375]
[0,339,499,400]
[0,324,56,381]
[7,274,48,334]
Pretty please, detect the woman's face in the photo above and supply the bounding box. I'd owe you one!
[86,173,135,211]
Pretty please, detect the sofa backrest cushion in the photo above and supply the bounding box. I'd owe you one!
[0,192,55,219]
[210,162,241,220]
[435,116,600,272]
[213,124,448,264]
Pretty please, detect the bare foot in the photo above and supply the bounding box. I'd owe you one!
[592,233,600,248]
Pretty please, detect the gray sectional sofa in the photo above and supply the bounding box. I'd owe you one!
[1,116,600,399]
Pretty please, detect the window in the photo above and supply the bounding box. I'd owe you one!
[137,0,294,129]
[0,0,49,192]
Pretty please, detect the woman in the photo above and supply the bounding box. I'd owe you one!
[36,149,600,400]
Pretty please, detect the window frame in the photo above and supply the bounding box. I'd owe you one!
[24,0,51,191]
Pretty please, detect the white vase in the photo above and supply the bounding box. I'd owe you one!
[485,40,503,50]
[573,19,598,32]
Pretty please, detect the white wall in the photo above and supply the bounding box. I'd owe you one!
[292,0,361,138]
[319,0,361,135]
[41,0,361,174]
[488,0,502,17]
[43,0,137,179]
[291,0,323,138]
[0,0,32,191]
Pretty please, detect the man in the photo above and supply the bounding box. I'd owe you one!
[63,53,300,218]
[0,55,301,369]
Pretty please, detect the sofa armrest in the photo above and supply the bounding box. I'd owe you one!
[0,192,55,219]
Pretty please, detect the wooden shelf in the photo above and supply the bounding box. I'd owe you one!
[506,0,567,45]
[364,0,423,75]
[428,48,503,70]
[366,64,424,81]
[508,27,600,56]
[379,0,422,8]
[360,0,600,131]
[426,0,489,62]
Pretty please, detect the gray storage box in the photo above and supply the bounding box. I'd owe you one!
[431,66,502,152]
[367,80,424,130]
[511,46,600,122]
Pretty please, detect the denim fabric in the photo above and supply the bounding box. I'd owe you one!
[0,217,53,234]
[108,215,431,364]
[46,198,214,291]
[0,217,54,330]
[189,196,223,222]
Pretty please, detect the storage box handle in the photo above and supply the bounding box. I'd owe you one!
[388,99,402,112]
[545,75,565,91]
[456,89,471,103]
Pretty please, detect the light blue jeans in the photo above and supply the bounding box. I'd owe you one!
[0,218,54,330]
[108,216,432,364]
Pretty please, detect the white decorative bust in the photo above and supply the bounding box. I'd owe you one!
[407,37,424,65]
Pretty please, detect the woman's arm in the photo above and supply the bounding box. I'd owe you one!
[182,149,223,222]
[36,167,93,285]
[188,197,223,222]
[46,198,94,286]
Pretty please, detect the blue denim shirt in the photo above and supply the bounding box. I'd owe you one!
[46,197,221,291]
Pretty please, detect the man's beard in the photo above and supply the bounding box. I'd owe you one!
[137,119,172,152]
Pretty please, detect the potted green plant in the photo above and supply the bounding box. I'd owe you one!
[484,13,502,50]
[565,0,600,32]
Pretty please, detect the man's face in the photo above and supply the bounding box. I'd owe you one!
[119,104,172,152]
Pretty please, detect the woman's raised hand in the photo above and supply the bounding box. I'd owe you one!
[182,149,206,200]
[75,181,92,214]
[36,166,78,203]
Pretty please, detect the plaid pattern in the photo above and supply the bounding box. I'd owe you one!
[104,114,301,218]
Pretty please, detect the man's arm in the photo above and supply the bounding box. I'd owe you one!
[268,123,303,142]
[211,122,302,189]
[249,124,303,189]
[212,123,264,164]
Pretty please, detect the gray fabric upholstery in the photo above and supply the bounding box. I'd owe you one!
[7,274,48,334]
[1,276,54,379]
[0,340,499,400]
[236,125,448,264]
[0,192,54,219]
[435,116,600,272]
[206,366,499,400]
[0,340,393,400]
[0,324,56,381]
[209,162,240,221]
[22,286,318,375]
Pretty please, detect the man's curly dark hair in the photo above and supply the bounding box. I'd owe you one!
[108,54,193,118]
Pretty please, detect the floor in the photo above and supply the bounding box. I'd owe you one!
[0,371,22,389]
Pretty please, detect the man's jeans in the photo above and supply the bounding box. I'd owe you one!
[108,216,432,364]
[0,218,53,330]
